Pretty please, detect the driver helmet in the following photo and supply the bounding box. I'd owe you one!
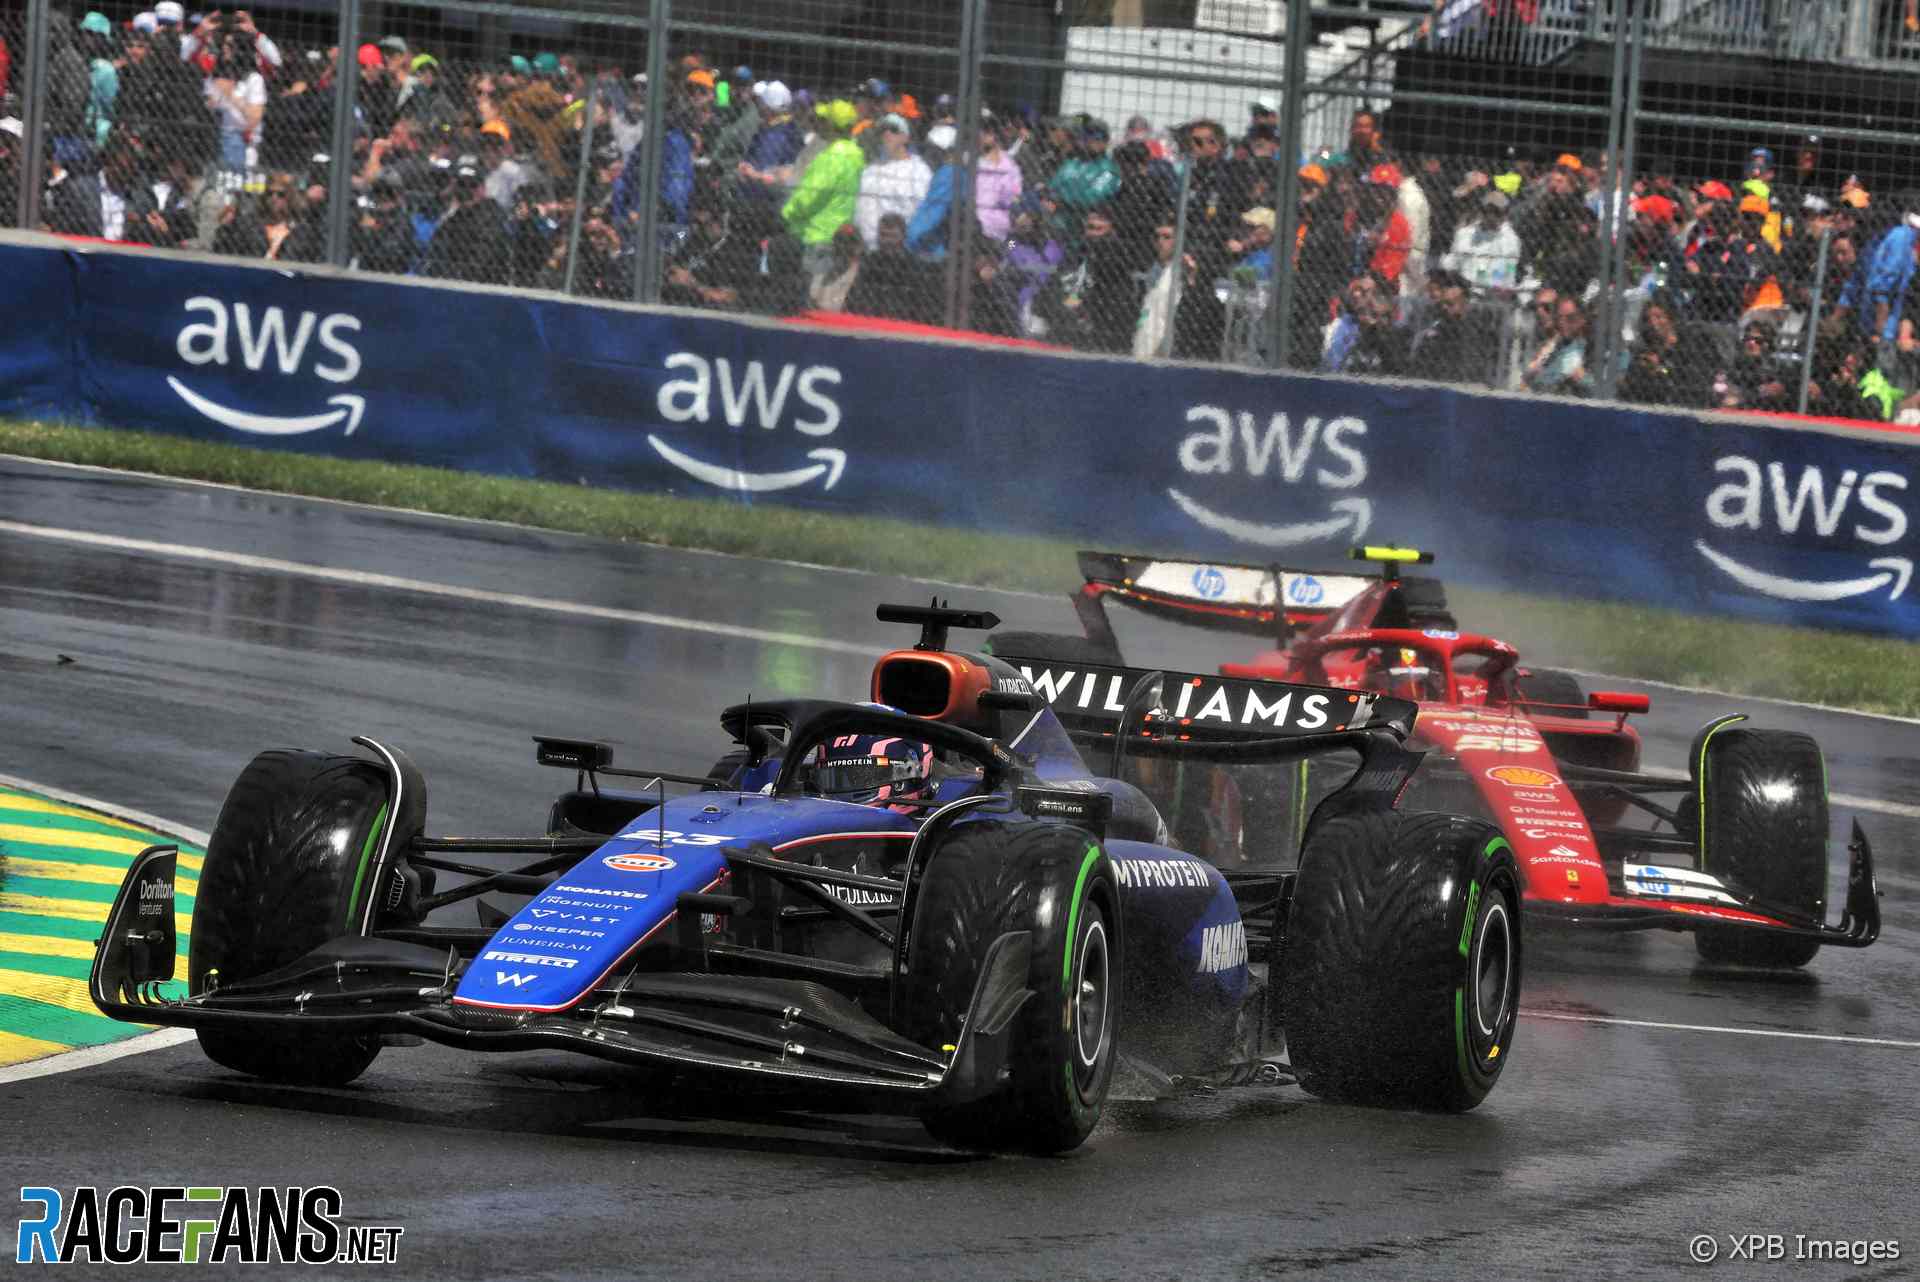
[813,732,934,807]
[1364,646,1440,702]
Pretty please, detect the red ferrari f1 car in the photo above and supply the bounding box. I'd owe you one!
[989,547,1880,969]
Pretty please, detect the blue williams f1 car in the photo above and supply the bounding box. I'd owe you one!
[92,604,1522,1153]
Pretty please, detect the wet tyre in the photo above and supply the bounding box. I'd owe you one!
[1692,728,1826,968]
[1516,668,1589,719]
[1283,811,1521,1111]
[189,750,407,1085]
[904,821,1121,1153]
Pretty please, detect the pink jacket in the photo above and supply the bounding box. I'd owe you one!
[974,153,1023,241]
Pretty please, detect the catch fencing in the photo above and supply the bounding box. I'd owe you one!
[4,0,1920,410]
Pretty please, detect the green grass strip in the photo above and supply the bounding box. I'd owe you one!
[0,994,148,1046]
[7,418,1920,716]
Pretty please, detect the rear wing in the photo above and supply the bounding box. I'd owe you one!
[1072,547,1443,647]
[1075,550,1377,636]
[1000,654,1416,745]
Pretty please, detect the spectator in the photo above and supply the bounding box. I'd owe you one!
[1354,163,1412,287]
[1624,194,1681,284]
[1522,295,1592,396]
[1112,138,1177,218]
[352,171,419,273]
[1831,198,1920,352]
[1323,273,1407,376]
[202,18,266,173]
[1038,202,1141,353]
[656,72,715,230]
[480,120,534,210]
[1716,316,1795,411]
[48,137,149,240]
[783,99,865,276]
[423,155,510,284]
[974,113,1023,241]
[506,180,566,287]
[969,234,1022,336]
[553,213,629,299]
[76,13,118,148]
[45,13,92,172]
[1049,119,1120,240]
[808,223,864,312]
[1442,190,1522,291]
[1177,118,1244,271]
[734,80,803,214]
[501,54,572,182]
[846,212,937,323]
[1124,114,1168,161]
[1003,194,1065,336]
[1225,206,1276,280]
[663,194,759,310]
[1133,215,1225,359]
[1408,268,1483,382]
[854,112,931,248]
[1619,292,1714,406]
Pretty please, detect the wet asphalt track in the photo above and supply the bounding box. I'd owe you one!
[1,456,1916,1280]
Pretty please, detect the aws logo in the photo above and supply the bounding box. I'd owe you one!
[170,297,366,436]
[1698,456,1910,602]
[651,353,845,494]
[1168,407,1371,548]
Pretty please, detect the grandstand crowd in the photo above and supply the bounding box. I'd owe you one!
[4,7,1918,424]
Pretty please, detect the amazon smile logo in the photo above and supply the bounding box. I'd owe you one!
[1169,406,1372,546]
[171,296,366,436]
[1699,455,1911,604]
[652,352,846,493]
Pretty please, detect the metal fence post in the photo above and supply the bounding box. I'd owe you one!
[632,0,672,304]
[1797,230,1833,414]
[324,0,363,267]
[561,78,600,296]
[1593,0,1633,401]
[947,0,988,330]
[16,0,52,232]
[1267,0,1314,370]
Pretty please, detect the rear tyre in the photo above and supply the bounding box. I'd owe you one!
[1692,728,1826,968]
[904,821,1121,1153]
[1516,668,1589,719]
[1399,575,1458,633]
[1283,811,1520,1111]
[190,750,410,1085]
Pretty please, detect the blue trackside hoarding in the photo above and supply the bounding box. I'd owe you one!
[5,236,1917,638]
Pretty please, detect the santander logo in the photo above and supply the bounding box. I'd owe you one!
[170,296,366,436]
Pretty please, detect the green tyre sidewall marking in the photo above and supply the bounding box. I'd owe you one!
[1456,836,1514,1086]
[1061,842,1102,1090]
[1694,716,1747,872]
[344,801,390,930]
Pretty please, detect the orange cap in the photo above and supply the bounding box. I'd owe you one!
[687,69,716,89]
[480,119,511,141]
[1298,163,1328,186]
[1842,188,1871,209]
[1555,152,1583,171]
[1738,193,1769,215]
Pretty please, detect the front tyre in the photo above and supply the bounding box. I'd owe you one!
[903,821,1122,1153]
[190,749,411,1085]
[1283,811,1521,1111]
[1692,728,1826,968]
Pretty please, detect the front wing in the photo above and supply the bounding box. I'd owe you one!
[91,846,1032,1103]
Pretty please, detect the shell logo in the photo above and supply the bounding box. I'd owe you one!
[604,852,677,873]
[1486,765,1559,788]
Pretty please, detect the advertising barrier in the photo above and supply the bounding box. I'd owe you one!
[6,238,1918,639]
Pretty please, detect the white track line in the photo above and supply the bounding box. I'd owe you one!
[0,774,210,1085]
[1522,1010,1920,1050]
[0,453,1060,600]
[1559,665,1920,728]
[0,519,873,656]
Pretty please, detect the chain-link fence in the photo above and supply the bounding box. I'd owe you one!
[7,0,1920,425]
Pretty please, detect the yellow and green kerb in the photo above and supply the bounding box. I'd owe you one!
[0,785,199,1068]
